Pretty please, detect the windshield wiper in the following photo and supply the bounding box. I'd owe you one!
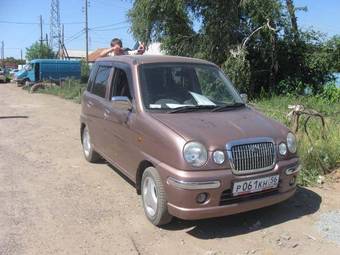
[168,105,216,113]
[211,102,245,112]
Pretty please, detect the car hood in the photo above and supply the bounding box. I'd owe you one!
[150,106,289,150]
[15,69,27,78]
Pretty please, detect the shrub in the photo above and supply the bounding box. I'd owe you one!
[80,59,90,83]
[318,82,340,103]
[254,95,340,185]
[37,79,87,103]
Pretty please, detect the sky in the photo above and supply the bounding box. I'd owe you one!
[0,0,339,59]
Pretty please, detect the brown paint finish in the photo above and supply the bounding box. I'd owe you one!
[80,55,299,221]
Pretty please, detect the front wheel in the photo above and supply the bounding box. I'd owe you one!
[82,126,100,163]
[141,167,172,226]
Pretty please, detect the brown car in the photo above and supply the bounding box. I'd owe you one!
[80,55,300,226]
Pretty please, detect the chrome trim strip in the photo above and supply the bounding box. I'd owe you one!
[226,137,276,175]
[167,177,221,190]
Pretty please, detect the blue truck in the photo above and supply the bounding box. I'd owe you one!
[15,59,81,85]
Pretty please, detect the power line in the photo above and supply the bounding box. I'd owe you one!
[90,25,130,32]
[66,32,84,43]
[0,20,83,25]
[90,0,131,11]
[65,29,85,41]
[0,21,38,25]
[90,20,129,30]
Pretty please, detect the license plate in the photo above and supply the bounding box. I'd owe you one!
[232,175,279,196]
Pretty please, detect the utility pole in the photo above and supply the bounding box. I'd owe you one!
[61,24,64,59]
[20,49,23,60]
[84,0,89,62]
[45,33,49,47]
[40,15,43,57]
[1,41,4,66]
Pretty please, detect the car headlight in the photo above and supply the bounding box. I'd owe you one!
[287,132,297,153]
[279,143,287,156]
[183,142,208,167]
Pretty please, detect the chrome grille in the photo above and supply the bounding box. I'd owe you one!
[226,138,276,174]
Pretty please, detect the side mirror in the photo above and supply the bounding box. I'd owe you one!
[240,93,248,104]
[111,96,133,111]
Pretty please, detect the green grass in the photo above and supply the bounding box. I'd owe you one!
[37,80,87,103]
[253,95,340,185]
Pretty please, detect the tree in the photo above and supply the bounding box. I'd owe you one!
[128,0,337,97]
[25,42,55,60]
[325,36,340,72]
[285,0,299,41]
[1,57,25,67]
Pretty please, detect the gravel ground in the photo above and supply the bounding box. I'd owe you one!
[316,211,340,245]
[1,83,340,255]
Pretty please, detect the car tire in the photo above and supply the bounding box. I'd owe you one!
[82,126,100,163]
[141,167,172,226]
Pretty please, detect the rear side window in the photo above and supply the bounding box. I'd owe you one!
[92,66,111,98]
[87,64,97,91]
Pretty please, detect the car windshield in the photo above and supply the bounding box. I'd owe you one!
[24,64,33,71]
[139,63,244,112]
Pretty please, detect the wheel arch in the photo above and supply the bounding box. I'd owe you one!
[136,160,155,195]
[80,122,86,143]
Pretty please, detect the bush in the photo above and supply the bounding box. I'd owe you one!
[254,95,340,186]
[318,82,340,103]
[80,59,90,83]
[37,79,87,103]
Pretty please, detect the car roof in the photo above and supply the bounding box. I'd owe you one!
[95,55,217,66]
[30,59,80,64]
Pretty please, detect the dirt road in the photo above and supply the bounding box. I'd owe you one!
[0,83,339,255]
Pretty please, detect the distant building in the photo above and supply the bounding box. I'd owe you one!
[88,48,106,62]
[59,49,93,60]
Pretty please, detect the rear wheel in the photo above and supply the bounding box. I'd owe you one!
[141,167,172,226]
[82,126,100,163]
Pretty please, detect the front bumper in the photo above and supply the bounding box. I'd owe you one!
[156,158,299,220]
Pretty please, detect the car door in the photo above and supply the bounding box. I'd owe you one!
[101,65,138,179]
[84,63,114,154]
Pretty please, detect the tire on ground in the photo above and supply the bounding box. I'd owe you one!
[82,126,101,163]
[141,167,172,226]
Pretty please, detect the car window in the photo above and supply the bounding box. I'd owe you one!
[87,65,98,92]
[92,66,111,98]
[111,68,132,100]
[139,63,242,111]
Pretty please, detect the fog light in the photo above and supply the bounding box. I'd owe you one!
[279,143,287,156]
[213,150,225,164]
[285,165,301,175]
[196,192,208,204]
[289,176,296,186]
